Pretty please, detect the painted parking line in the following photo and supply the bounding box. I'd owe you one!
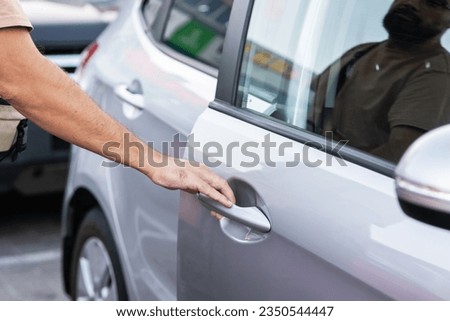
[0,250,61,268]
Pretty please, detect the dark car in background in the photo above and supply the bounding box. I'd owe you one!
[0,0,118,196]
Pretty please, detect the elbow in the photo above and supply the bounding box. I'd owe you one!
[0,81,22,104]
[0,55,47,112]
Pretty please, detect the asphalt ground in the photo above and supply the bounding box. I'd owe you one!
[0,191,69,301]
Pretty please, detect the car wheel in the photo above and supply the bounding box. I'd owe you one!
[70,207,128,300]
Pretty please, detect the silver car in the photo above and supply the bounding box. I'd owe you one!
[62,0,450,300]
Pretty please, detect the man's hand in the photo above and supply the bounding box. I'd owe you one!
[370,125,424,163]
[148,155,236,208]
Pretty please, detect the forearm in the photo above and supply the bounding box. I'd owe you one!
[0,28,159,177]
[370,126,424,163]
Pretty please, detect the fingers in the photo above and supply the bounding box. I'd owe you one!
[210,211,224,221]
[217,181,236,205]
[197,180,233,208]
[152,157,235,208]
[197,164,236,206]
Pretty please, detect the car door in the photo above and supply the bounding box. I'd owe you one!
[81,0,231,299]
[177,0,450,300]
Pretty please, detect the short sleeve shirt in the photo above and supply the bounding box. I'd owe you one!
[312,41,450,152]
[0,0,33,30]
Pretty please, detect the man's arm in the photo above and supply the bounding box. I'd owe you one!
[375,58,450,164]
[0,27,235,207]
[370,125,424,163]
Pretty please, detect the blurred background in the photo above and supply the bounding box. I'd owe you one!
[0,0,120,300]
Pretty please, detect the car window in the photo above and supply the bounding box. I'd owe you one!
[236,0,450,164]
[142,0,232,68]
[162,0,232,68]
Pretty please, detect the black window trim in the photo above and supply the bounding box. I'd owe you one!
[140,0,219,78]
[212,0,396,178]
[215,0,253,102]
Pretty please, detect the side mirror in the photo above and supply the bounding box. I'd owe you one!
[395,124,450,230]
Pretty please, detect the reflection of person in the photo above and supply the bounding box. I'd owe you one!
[312,0,450,163]
[0,0,235,207]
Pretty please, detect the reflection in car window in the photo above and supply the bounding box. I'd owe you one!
[237,0,450,164]
[162,0,232,68]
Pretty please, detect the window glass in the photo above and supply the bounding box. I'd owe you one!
[163,0,233,68]
[238,0,450,163]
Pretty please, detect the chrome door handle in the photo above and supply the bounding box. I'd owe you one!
[197,193,271,233]
[114,81,144,110]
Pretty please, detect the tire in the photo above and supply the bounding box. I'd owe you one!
[70,207,128,300]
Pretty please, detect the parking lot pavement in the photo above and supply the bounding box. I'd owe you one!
[0,192,69,301]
